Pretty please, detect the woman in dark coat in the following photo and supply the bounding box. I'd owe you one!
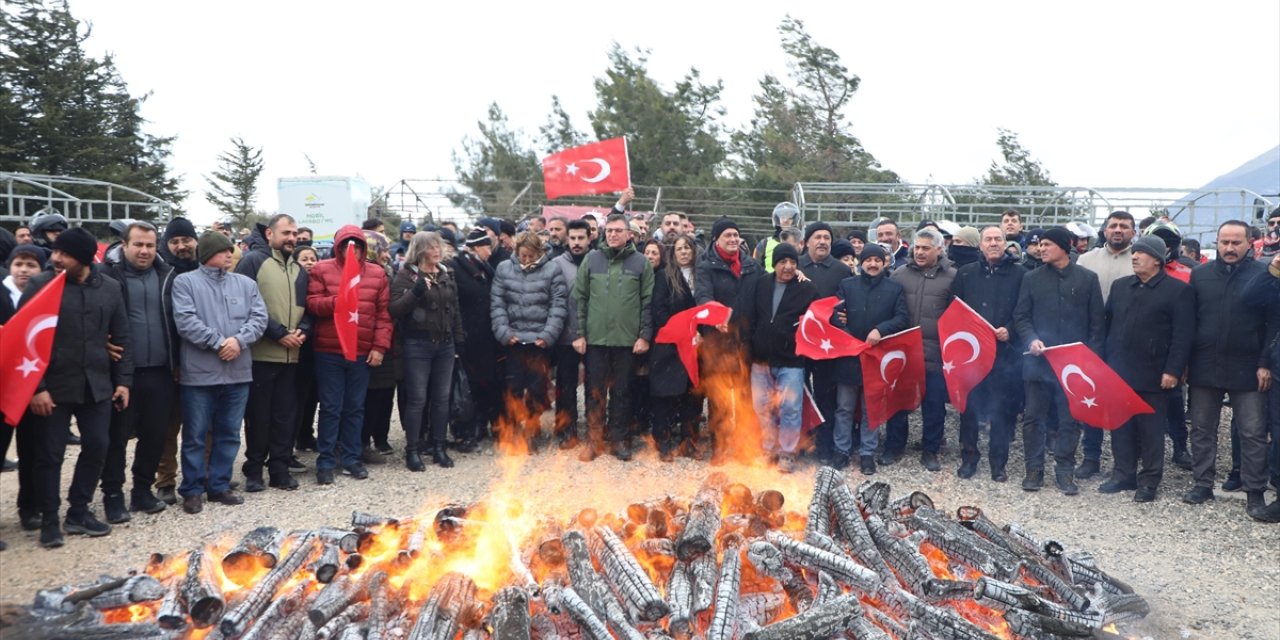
[650,234,704,460]
[448,230,499,450]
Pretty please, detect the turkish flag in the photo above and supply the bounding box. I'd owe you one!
[542,138,631,200]
[860,327,925,430]
[0,271,67,426]
[1041,342,1154,430]
[937,298,997,414]
[655,302,732,388]
[334,242,362,361]
[795,297,869,360]
[801,385,824,433]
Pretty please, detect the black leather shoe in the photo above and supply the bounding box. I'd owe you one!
[859,456,876,476]
[1075,459,1100,480]
[182,494,204,514]
[957,461,977,479]
[920,452,941,472]
[1171,450,1193,471]
[64,512,112,537]
[342,463,370,480]
[878,450,903,466]
[1097,479,1137,494]
[287,456,307,471]
[244,476,266,493]
[374,441,394,455]
[1133,486,1157,503]
[316,468,335,485]
[432,444,455,468]
[1221,470,1243,492]
[40,523,64,549]
[20,509,42,531]
[1022,470,1044,492]
[208,491,244,506]
[1056,471,1079,496]
[130,491,167,514]
[103,494,131,524]
[406,450,425,472]
[269,474,300,491]
[361,447,387,465]
[156,486,178,505]
[1248,496,1280,523]
[1181,486,1214,504]
[991,468,1009,483]
[1246,491,1265,513]
[830,452,851,470]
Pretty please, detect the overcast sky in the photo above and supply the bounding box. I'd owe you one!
[68,0,1280,224]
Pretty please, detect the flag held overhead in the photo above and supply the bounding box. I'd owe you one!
[542,137,631,200]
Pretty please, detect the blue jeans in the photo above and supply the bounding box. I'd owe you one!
[179,383,250,498]
[750,364,805,455]
[884,370,948,454]
[399,338,455,447]
[315,352,372,471]
[835,383,873,457]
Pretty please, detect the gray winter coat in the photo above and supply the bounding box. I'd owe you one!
[172,265,268,386]
[490,253,568,346]
[891,259,956,372]
[552,252,582,345]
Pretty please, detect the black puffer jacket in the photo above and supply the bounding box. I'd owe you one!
[1188,259,1277,390]
[833,272,910,384]
[649,270,696,396]
[389,263,464,344]
[739,272,817,368]
[694,245,761,311]
[1013,261,1105,383]
[449,251,497,374]
[951,254,1024,365]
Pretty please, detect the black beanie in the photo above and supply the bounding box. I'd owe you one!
[52,227,98,266]
[1040,227,1074,254]
[163,217,198,243]
[831,239,856,260]
[847,229,867,243]
[197,230,235,264]
[803,221,833,244]
[711,217,739,242]
[859,242,889,263]
[465,228,492,247]
[772,242,800,268]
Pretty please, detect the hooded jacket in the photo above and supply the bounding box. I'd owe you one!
[172,264,268,386]
[490,251,568,346]
[891,258,956,372]
[235,223,311,363]
[574,242,655,346]
[306,225,393,357]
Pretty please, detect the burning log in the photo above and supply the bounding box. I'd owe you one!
[509,532,542,597]
[665,562,693,636]
[363,571,392,640]
[313,540,342,584]
[338,623,366,640]
[1090,588,1151,626]
[0,604,169,640]
[864,513,935,596]
[316,527,362,554]
[815,571,840,605]
[891,590,1005,640]
[408,571,477,640]
[485,586,532,640]
[806,466,841,537]
[780,570,815,615]
[309,572,375,629]
[560,531,639,639]
[863,606,908,639]
[239,583,307,640]
[1002,608,1095,638]
[638,538,675,558]
[84,575,165,611]
[828,480,897,585]
[706,536,743,640]
[352,510,400,530]
[399,521,429,566]
[675,472,727,561]
[1044,543,1135,596]
[181,549,224,628]
[763,531,881,594]
[592,525,669,621]
[738,587,786,626]
[745,540,789,580]
[882,490,933,520]
[741,593,861,640]
[222,526,283,585]
[689,551,717,615]
[855,480,890,513]
[848,617,893,640]
[908,507,1010,579]
[542,583,612,640]
[973,576,1103,629]
[220,533,319,637]
[156,581,186,631]
[317,603,369,640]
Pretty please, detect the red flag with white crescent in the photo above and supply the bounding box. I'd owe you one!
[0,271,67,426]
[655,302,732,388]
[936,298,997,413]
[541,137,631,200]
[1042,342,1154,430]
[794,296,869,360]
[334,242,361,361]
[801,385,824,433]
[859,327,925,430]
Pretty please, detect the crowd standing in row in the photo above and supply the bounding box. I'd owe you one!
[2,198,1279,552]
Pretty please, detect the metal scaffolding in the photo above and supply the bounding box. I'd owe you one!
[1,172,175,224]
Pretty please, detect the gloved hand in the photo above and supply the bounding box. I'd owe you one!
[412,275,427,297]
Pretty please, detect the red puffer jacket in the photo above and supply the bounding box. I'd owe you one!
[307,225,393,357]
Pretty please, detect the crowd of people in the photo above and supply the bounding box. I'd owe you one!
[2,195,1279,551]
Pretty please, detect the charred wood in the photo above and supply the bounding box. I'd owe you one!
[764,531,881,594]
[0,603,168,640]
[829,481,898,585]
[882,491,933,521]
[239,583,306,640]
[315,527,362,554]
[85,575,165,611]
[864,514,935,596]
[220,533,319,637]
[317,603,370,640]
[485,586,532,640]
[741,593,861,640]
[689,551,718,615]
[806,466,842,537]
[313,541,342,584]
[665,561,693,636]
[706,536,743,640]
[181,549,224,628]
[674,472,727,561]
[738,587,786,626]
[542,583,612,640]
[974,577,1102,629]
[155,581,186,631]
[352,511,400,530]
[222,526,283,586]
[592,525,669,621]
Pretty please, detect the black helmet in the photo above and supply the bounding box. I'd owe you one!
[30,208,69,236]
[108,218,136,239]
[1144,219,1182,261]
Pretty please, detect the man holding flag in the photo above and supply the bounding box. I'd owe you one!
[306,226,392,485]
[948,226,1025,481]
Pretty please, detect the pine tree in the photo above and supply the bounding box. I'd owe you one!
[448,103,540,214]
[203,137,265,227]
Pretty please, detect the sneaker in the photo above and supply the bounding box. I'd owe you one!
[1097,479,1136,494]
[20,509,41,531]
[268,474,300,491]
[130,491,167,515]
[921,451,941,472]
[1171,450,1193,471]
[1221,470,1243,492]
[156,486,178,506]
[777,454,796,474]
[1075,459,1100,480]
[287,456,307,471]
[859,456,877,476]
[956,461,977,479]
[40,524,64,549]
[374,441,394,455]
[182,494,204,514]
[342,464,369,480]
[103,494,131,525]
[1022,470,1044,492]
[878,450,903,467]
[64,512,112,537]
[244,476,266,493]
[1181,486,1214,505]
[316,468,335,485]
[208,491,244,506]
[1133,486,1157,503]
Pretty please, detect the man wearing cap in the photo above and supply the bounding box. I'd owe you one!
[21,227,133,547]
[951,226,1025,481]
[740,243,817,472]
[1020,229,1047,269]
[391,221,416,270]
[754,202,801,274]
[1078,211,1136,304]
[887,227,955,472]
[171,231,267,514]
[799,221,849,464]
[695,217,762,461]
[832,243,910,473]
[1101,235,1193,502]
[151,218,200,506]
[1014,226,1105,495]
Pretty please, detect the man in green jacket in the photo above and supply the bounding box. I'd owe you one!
[573,213,654,461]
[234,214,310,492]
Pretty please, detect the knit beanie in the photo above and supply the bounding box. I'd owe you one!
[831,239,856,260]
[163,217,198,243]
[9,243,49,269]
[52,227,98,266]
[803,221,833,244]
[711,217,739,242]
[477,217,502,236]
[859,243,889,263]
[1040,227,1074,255]
[955,226,981,247]
[1131,236,1167,264]
[197,230,235,264]
[772,242,800,268]
[465,228,492,247]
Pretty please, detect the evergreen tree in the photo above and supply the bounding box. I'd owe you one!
[538,95,585,155]
[203,137,265,227]
[448,102,540,214]
[980,128,1056,187]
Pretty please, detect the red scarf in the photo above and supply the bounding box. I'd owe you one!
[715,244,742,278]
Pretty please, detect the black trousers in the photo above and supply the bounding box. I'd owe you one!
[958,363,1021,470]
[809,359,838,457]
[1023,380,1082,474]
[650,392,703,452]
[553,345,582,437]
[294,347,318,448]
[363,387,396,447]
[34,396,112,521]
[15,411,41,515]
[1110,390,1167,489]
[102,367,174,497]
[585,346,634,445]
[244,362,299,479]
[504,344,552,430]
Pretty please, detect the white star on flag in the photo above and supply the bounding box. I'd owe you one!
[1081,397,1097,408]
[565,163,579,176]
[942,361,955,374]
[17,357,42,378]
[819,339,833,353]
[349,311,360,324]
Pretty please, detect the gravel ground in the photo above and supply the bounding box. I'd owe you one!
[0,408,1277,639]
